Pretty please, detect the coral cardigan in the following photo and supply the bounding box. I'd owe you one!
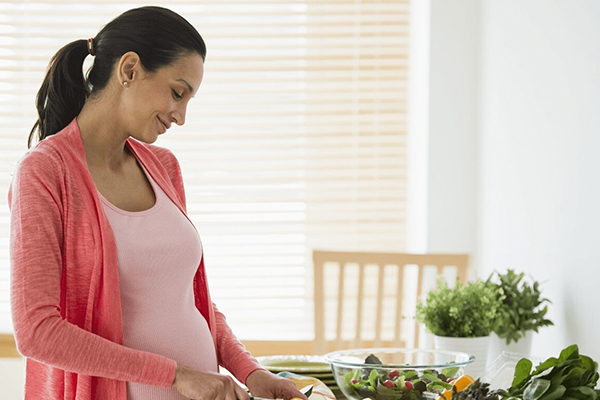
[9,119,262,400]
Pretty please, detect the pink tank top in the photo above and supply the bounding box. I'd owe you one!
[100,168,217,399]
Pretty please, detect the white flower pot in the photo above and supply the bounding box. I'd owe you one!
[487,331,533,366]
[433,335,491,378]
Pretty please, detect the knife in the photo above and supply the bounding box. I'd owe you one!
[250,384,313,400]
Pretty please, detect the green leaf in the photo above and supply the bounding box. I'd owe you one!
[513,358,534,387]
[523,379,551,399]
[579,355,595,372]
[559,345,579,362]
[561,366,588,387]
[376,383,403,395]
[427,381,452,391]
[580,369,594,386]
[368,369,379,389]
[345,368,361,385]
[422,372,442,382]
[403,370,418,379]
[533,357,558,376]
[564,386,598,400]
[365,354,383,365]
[442,366,459,378]
[537,384,566,400]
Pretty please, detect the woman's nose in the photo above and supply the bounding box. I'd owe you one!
[171,105,186,126]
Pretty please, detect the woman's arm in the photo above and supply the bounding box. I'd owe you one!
[9,151,176,387]
[212,303,264,383]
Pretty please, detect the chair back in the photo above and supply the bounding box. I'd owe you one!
[313,250,470,355]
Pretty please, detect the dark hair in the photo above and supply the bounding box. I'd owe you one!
[28,6,206,148]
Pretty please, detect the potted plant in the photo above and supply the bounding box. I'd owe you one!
[487,269,553,358]
[416,279,504,377]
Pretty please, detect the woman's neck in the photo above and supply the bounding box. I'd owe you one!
[76,90,131,172]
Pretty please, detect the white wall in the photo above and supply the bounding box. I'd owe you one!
[427,0,481,261]
[478,0,600,361]
[0,358,24,399]
[427,0,600,362]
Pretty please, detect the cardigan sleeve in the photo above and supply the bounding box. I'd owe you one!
[212,303,265,384]
[9,150,177,388]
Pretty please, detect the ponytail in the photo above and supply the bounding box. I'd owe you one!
[28,39,90,148]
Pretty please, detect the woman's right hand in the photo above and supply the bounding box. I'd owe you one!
[172,363,250,400]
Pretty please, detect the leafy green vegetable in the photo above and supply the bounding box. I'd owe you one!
[505,344,600,400]
[531,357,557,376]
[512,358,533,387]
[443,366,460,378]
[369,369,380,390]
[428,381,452,391]
[366,354,384,365]
[453,345,600,400]
[522,379,551,399]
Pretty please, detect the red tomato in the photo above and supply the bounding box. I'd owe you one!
[383,380,395,388]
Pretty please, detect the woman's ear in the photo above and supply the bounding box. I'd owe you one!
[117,51,141,85]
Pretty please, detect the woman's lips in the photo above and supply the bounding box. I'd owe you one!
[158,117,169,134]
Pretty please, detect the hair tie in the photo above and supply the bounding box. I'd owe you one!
[87,37,95,56]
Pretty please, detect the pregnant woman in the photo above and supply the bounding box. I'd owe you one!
[9,6,306,400]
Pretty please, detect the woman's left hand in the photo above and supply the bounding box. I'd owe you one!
[245,369,309,400]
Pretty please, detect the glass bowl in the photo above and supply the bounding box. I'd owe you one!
[324,348,475,400]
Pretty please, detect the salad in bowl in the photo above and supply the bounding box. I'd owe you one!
[324,348,475,400]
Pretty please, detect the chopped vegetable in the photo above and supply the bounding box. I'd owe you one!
[439,375,476,400]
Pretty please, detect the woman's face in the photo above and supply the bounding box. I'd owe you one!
[121,53,204,143]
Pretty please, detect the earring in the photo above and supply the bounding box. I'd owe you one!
[123,81,128,86]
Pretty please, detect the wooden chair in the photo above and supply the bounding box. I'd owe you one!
[313,250,470,355]
[0,334,20,358]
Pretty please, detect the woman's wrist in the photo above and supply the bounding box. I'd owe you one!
[245,368,269,386]
[172,363,184,387]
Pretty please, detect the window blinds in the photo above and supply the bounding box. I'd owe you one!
[0,0,410,340]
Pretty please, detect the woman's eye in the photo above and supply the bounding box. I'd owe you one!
[172,89,183,100]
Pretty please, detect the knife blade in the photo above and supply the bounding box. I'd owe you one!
[249,384,313,400]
